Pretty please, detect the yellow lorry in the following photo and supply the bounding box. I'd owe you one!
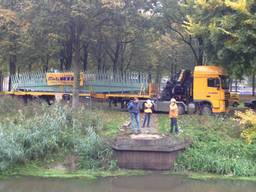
[154,66,230,114]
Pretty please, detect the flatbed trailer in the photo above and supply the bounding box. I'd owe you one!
[1,91,152,99]
[0,70,155,103]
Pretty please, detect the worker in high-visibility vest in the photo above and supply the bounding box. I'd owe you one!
[169,98,179,134]
[142,99,153,128]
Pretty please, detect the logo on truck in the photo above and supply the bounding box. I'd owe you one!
[46,72,84,86]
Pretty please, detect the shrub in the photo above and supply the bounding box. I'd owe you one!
[235,110,256,144]
[176,136,256,176]
[0,103,111,171]
[74,127,112,169]
[157,114,256,176]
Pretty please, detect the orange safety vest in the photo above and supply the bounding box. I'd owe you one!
[144,102,153,113]
[169,103,178,118]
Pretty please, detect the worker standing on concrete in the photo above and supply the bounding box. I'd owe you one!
[169,98,179,134]
[127,97,141,134]
[142,99,153,128]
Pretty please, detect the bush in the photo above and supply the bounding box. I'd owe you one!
[235,110,256,144]
[158,114,256,176]
[0,103,111,171]
[75,127,112,169]
[0,96,24,116]
[176,136,256,176]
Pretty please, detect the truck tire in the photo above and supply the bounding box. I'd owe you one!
[177,104,185,115]
[201,104,212,115]
[187,103,196,114]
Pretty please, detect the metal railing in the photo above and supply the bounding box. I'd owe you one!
[10,70,148,94]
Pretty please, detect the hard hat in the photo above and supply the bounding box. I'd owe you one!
[170,98,176,103]
[146,99,151,103]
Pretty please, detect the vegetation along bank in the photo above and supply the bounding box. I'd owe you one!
[0,96,256,181]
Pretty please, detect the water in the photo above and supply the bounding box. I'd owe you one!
[0,174,255,192]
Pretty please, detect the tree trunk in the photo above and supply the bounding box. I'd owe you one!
[72,44,81,109]
[0,71,3,92]
[8,54,16,91]
[197,37,204,65]
[66,40,73,70]
[28,64,32,72]
[72,21,81,109]
[252,73,255,96]
[113,42,121,74]
[235,79,238,92]
[83,43,89,71]
[44,54,49,72]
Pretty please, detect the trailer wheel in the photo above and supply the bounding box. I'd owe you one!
[201,104,212,115]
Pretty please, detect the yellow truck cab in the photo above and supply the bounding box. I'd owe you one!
[193,66,229,113]
[154,65,230,114]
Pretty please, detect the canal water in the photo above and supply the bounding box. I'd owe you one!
[0,174,255,192]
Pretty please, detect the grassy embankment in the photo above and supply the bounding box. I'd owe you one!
[0,96,144,179]
[158,113,256,181]
[1,95,256,181]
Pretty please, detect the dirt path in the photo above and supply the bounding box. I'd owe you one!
[119,113,159,136]
[140,113,158,134]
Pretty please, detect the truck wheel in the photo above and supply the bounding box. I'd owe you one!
[178,104,185,115]
[201,105,212,115]
[187,103,196,114]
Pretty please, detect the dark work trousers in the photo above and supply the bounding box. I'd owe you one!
[142,113,151,127]
[170,118,179,134]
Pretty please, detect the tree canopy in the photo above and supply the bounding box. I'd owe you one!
[0,0,255,98]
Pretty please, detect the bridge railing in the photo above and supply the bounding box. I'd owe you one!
[10,70,148,93]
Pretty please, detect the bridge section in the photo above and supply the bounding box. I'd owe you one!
[10,71,148,94]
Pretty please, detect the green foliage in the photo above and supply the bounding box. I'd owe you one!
[74,128,112,169]
[0,100,114,172]
[183,0,256,77]
[158,114,256,176]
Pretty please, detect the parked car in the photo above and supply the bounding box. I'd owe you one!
[244,99,256,109]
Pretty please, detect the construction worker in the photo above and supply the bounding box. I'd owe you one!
[142,99,153,128]
[127,97,140,134]
[169,98,179,134]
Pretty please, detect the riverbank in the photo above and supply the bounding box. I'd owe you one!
[170,171,256,182]
[1,163,145,180]
[2,163,256,182]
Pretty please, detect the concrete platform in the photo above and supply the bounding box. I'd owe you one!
[111,134,191,170]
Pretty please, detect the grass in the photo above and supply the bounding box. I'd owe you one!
[3,163,145,180]
[100,110,129,137]
[158,114,256,177]
[170,171,256,182]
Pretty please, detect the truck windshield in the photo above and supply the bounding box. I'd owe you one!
[220,76,229,89]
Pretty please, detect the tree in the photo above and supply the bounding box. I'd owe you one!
[183,0,256,87]
[158,0,205,65]
[0,2,23,89]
